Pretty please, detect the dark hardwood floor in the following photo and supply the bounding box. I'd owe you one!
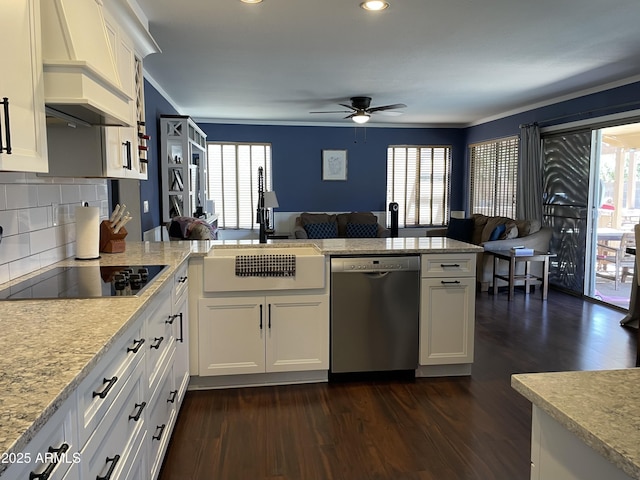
[159,289,637,480]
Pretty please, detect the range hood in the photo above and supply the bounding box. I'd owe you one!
[40,0,133,127]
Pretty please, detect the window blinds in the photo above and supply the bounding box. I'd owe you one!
[469,136,518,218]
[207,143,272,229]
[386,145,452,227]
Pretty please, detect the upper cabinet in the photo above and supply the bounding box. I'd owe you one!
[0,0,48,173]
[43,0,159,179]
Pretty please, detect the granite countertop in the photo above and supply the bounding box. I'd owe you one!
[0,236,478,473]
[210,236,484,255]
[0,241,203,475]
[512,369,640,479]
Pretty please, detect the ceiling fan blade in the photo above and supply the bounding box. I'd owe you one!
[343,113,356,119]
[368,103,407,113]
[377,111,404,116]
[339,103,358,111]
[310,110,353,114]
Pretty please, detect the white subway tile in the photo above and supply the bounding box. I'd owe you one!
[0,185,7,210]
[0,210,19,235]
[61,185,82,204]
[6,184,38,209]
[38,184,62,207]
[9,255,41,280]
[0,264,9,284]
[0,233,31,264]
[30,228,57,254]
[80,184,98,203]
[0,172,27,184]
[19,207,49,233]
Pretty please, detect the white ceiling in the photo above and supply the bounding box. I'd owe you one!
[134,0,640,127]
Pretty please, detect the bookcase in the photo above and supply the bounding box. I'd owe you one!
[160,116,208,223]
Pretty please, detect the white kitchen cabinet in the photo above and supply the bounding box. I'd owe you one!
[160,116,208,222]
[198,293,329,376]
[530,406,633,480]
[0,0,48,173]
[419,253,476,371]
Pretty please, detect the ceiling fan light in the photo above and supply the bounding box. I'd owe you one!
[352,113,370,124]
[360,1,389,11]
[240,0,263,3]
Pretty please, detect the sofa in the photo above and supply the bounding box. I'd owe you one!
[427,213,553,292]
[293,212,390,239]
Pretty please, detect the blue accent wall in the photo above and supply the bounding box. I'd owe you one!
[140,80,179,233]
[200,123,467,212]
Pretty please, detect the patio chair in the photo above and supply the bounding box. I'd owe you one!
[596,231,636,290]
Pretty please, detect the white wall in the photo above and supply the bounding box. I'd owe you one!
[0,172,108,284]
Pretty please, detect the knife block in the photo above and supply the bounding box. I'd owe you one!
[99,220,128,253]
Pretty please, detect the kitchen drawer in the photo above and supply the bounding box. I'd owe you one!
[76,318,145,446]
[117,422,148,480]
[147,289,174,394]
[421,253,476,278]
[173,261,189,305]
[148,348,177,480]
[1,395,77,480]
[80,360,146,480]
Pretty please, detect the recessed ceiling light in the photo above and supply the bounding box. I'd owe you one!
[360,1,389,11]
[240,0,263,3]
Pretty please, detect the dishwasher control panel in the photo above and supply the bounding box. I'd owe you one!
[331,256,420,273]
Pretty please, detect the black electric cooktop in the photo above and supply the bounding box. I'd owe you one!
[0,265,168,300]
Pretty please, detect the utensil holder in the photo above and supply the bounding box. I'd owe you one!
[99,220,128,253]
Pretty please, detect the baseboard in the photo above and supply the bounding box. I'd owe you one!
[187,370,328,390]
[415,363,472,377]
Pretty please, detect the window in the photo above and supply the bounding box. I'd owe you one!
[469,136,519,218]
[386,145,452,227]
[207,143,272,229]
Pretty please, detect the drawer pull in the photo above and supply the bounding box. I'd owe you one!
[259,304,263,330]
[165,314,177,325]
[177,276,188,283]
[150,336,164,349]
[29,443,69,480]
[167,390,178,403]
[96,455,120,480]
[127,338,145,354]
[92,376,118,399]
[129,402,147,422]
[177,312,184,343]
[441,280,461,284]
[440,263,460,268]
[152,424,167,441]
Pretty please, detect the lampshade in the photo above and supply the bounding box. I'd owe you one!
[263,191,279,208]
[352,113,370,124]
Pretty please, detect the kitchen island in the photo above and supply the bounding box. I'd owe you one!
[0,237,481,478]
[512,369,640,480]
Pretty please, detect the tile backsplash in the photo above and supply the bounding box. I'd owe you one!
[0,172,108,284]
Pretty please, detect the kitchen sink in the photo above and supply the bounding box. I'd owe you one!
[204,244,325,292]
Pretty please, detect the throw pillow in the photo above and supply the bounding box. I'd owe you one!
[503,221,519,239]
[488,224,506,241]
[346,222,378,238]
[446,218,474,243]
[304,222,337,239]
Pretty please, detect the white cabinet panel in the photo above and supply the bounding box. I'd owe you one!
[0,0,47,172]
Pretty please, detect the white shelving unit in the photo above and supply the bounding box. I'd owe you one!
[160,116,208,223]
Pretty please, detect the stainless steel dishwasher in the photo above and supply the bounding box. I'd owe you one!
[330,256,420,374]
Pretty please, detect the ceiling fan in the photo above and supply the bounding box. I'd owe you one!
[310,96,407,124]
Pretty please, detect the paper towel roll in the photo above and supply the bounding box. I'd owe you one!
[76,206,100,260]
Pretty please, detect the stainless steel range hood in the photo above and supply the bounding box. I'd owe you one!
[40,0,133,127]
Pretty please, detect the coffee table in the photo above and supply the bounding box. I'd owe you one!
[484,248,554,300]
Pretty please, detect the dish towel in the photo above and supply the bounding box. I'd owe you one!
[235,254,296,277]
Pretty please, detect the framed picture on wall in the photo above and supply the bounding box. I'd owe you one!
[322,149,348,181]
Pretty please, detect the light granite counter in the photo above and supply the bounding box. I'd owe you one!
[512,369,640,479]
[0,241,206,476]
[210,236,484,255]
[0,236,479,474]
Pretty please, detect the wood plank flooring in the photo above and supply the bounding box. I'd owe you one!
[159,289,637,480]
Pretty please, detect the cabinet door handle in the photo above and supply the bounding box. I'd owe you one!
[259,304,263,330]
[268,304,271,329]
[122,141,132,169]
[152,424,166,441]
[127,338,145,354]
[28,443,69,480]
[440,263,460,268]
[150,337,164,349]
[440,280,461,284]
[165,314,177,325]
[178,276,188,283]
[0,97,11,154]
[177,312,184,343]
[96,455,120,480]
[167,390,178,403]
[92,376,118,399]
[128,402,147,422]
